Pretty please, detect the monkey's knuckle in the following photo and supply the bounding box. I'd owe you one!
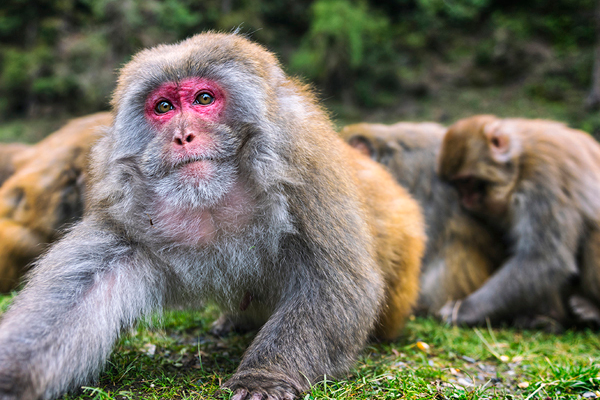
[224,371,301,400]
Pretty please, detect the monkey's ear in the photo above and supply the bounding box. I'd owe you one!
[348,135,377,159]
[483,121,512,162]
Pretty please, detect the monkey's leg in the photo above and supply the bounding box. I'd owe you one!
[376,237,423,340]
[439,246,576,326]
[0,221,163,400]
[377,279,416,340]
[223,258,382,400]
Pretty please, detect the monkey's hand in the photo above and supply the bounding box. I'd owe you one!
[210,314,237,337]
[569,295,600,327]
[223,369,302,400]
[438,299,484,326]
[438,300,463,325]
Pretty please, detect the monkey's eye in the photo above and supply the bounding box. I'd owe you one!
[195,92,214,106]
[155,101,174,114]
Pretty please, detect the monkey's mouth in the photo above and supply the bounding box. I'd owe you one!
[172,155,236,182]
[452,177,487,210]
[173,155,228,170]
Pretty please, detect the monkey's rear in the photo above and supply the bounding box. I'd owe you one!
[0,33,424,400]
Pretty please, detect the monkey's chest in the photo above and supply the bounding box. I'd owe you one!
[149,197,255,246]
[163,228,280,305]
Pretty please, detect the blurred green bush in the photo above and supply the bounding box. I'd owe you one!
[0,0,597,124]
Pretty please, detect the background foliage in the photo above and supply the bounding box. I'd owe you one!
[0,0,598,135]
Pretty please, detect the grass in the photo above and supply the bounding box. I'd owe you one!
[1,292,597,400]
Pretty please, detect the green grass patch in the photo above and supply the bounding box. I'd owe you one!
[0,294,598,400]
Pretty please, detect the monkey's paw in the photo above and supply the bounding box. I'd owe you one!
[438,300,463,325]
[223,369,303,400]
[210,314,261,337]
[210,314,237,337]
[569,295,600,327]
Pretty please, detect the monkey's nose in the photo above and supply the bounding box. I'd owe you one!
[174,132,196,146]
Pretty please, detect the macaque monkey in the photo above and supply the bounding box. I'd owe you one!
[0,113,110,292]
[341,123,507,315]
[0,143,30,186]
[0,33,424,400]
[437,115,600,327]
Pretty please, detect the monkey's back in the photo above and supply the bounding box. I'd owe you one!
[340,122,452,264]
[343,140,425,340]
[503,118,600,224]
[0,143,30,186]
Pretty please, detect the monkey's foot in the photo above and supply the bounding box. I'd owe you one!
[210,314,237,336]
[210,314,261,337]
[223,369,303,400]
[438,299,486,326]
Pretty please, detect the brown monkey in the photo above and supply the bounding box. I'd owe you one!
[0,112,110,291]
[0,143,30,186]
[437,115,600,327]
[0,33,424,400]
[341,122,507,315]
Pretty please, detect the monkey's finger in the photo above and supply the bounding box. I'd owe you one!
[230,389,249,400]
[249,393,264,400]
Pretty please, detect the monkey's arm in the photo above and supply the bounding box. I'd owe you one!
[224,242,382,400]
[0,219,164,400]
[440,189,580,326]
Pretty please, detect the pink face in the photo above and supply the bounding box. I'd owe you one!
[144,77,226,126]
[144,78,228,181]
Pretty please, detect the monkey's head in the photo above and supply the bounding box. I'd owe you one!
[102,32,302,211]
[342,122,446,161]
[340,124,392,162]
[438,115,521,218]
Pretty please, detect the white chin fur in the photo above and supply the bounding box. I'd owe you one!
[154,163,238,209]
